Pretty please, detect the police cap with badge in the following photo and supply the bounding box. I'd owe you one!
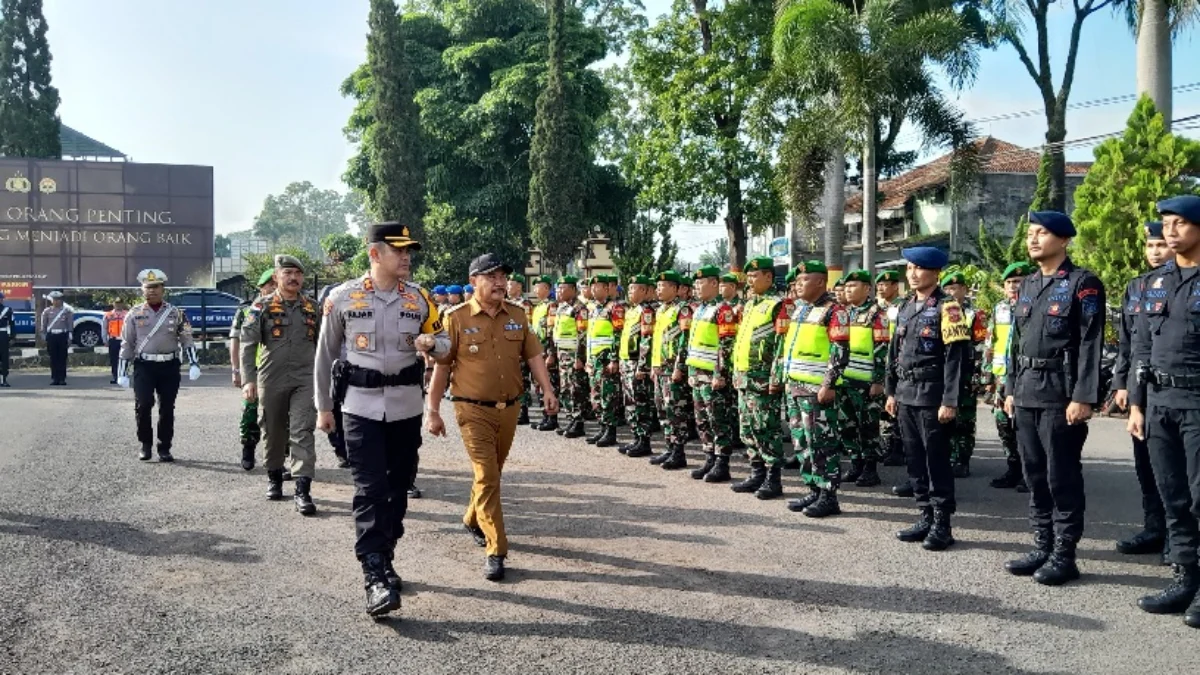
[368,221,422,250]
[656,270,683,285]
[138,269,167,287]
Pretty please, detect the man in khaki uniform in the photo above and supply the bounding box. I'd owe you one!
[428,253,559,583]
[117,269,202,462]
[241,255,320,516]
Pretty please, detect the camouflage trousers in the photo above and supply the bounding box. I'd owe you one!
[520,360,532,408]
[621,361,655,438]
[838,386,883,462]
[557,349,591,420]
[950,392,978,466]
[240,398,260,447]
[991,391,1019,463]
[689,370,734,454]
[787,392,842,490]
[656,371,692,447]
[738,383,783,465]
[541,343,561,400]
[589,353,621,426]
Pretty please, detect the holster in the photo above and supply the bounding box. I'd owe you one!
[331,359,350,406]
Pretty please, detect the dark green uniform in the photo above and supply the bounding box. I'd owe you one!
[839,297,889,485]
[619,298,656,450]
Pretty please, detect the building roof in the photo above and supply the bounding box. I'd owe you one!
[845,137,1090,214]
[60,124,126,159]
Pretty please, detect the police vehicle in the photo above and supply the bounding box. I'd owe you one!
[169,290,243,337]
[6,299,107,348]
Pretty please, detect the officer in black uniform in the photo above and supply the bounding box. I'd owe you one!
[1003,211,1105,587]
[885,246,971,552]
[1129,195,1200,628]
[1112,220,1170,561]
[0,291,11,387]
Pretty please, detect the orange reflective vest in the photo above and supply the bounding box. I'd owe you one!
[104,309,127,339]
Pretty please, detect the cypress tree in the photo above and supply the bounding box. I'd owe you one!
[0,0,61,158]
[366,0,425,237]
[527,0,590,268]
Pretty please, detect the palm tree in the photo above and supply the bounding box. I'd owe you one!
[1125,0,1199,128]
[773,0,979,272]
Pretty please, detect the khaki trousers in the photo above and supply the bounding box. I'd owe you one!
[259,380,316,478]
[454,401,520,556]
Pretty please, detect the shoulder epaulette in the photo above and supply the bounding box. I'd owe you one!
[444,302,468,316]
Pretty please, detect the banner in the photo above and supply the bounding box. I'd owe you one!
[0,280,32,299]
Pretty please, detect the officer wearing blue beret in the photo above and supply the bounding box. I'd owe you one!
[446,285,464,307]
[433,285,448,306]
[1129,194,1200,627]
[1002,210,1106,587]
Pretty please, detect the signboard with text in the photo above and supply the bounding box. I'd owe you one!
[0,159,214,288]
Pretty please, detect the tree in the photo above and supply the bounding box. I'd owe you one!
[213,234,232,258]
[321,232,363,264]
[367,0,426,236]
[1123,0,1199,128]
[982,0,1114,212]
[252,181,361,255]
[242,246,342,299]
[698,237,732,269]
[611,212,677,277]
[0,0,60,158]
[528,0,593,268]
[1071,96,1200,293]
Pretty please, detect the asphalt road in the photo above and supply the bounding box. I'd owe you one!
[0,369,1193,674]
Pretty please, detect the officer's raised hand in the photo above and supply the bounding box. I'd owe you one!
[1065,401,1093,425]
[242,382,258,403]
[316,410,335,433]
[938,405,957,424]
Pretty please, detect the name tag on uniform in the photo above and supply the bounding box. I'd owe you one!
[463,327,481,334]
[504,321,522,331]
[346,310,374,319]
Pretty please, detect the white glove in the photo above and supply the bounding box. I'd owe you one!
[117,376,130,388]
[189,365,201,381]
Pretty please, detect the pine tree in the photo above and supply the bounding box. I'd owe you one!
[367,0,424,236]
[527,0,590,268]
[0,0,61,158]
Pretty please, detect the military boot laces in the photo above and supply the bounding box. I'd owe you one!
[690,453,716,480]
[803,490,841,518]
[294,477,317,516]
[1138,563,1200,615]
[842,459,863,483]
[594,426,618,448]
[362,553,400,618]
[922,509,954,551]
[704,454,732,483]
[266,470,284,501]
[755,464,784,500]
[1005,530,1053,576]
[856,461,881,487]
[1033,538,1080,586]
[660,444,688,470]
[787,487,821,512]
[896,507,934,542]
[731,461,767,493]
[625,437,653,458]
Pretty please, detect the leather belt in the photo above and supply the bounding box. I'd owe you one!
[1017,355,1064,370]
[451,396,520,410]
[1150,369,1200,389]
[347,362,423,388]
[895,365,941,381]
[138,353,179,363]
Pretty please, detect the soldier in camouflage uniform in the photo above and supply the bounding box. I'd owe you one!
[838,269,890,488]
[553,276,591,439]
[777,260,850,517]
[982,262,1031,491]
[780,266,803,470]
[685,266,738,481]
[875,269,907,467]
[730,257,792,497]
[940,270,989,478]
[618,275,657,457]
[678,276,700,443]
[585,275,623,448]
[507,274,534,425]
[719,273,745,450]
[230,269,277,471]
[608,277,627,427]
[530,275,560,431]
[649,271,694,469]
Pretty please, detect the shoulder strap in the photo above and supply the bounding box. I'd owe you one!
[135,307,176,358]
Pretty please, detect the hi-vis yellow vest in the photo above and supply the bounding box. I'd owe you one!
[532,302,550,340]
[991,301,1013,376]
[733,295,778,373]
[685,303,720,371]
[553,304,580,350]
[782,304,832,385]
[845,314,875,383]
[886,301,900,338]
[652,302,681,368]
[619,305,643,361]
[587,306,614,356]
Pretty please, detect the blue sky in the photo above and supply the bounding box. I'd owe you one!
[46,0,1200,258]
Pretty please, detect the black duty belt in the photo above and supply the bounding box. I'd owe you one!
[1150,369,1200,389]
[451,396,521,410]
[1017,356,1064,370]
[895,365,941,382]
[346,362,423,388]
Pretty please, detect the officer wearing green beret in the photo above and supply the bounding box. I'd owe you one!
[684,266,739,480]
[583,276,623,447]
[507,273,535,425]
[649,270,695,468]
[553,276,590,438]
[530,275,561,431]
[837,269,889,487]
[230,269,278,470]
[677,274,700,443]
[833,275,847,306]
[607,275,629,428]
[940,269,990,478]
[718,271,745,450]
[983,261,1033,492]
[729,256,793,496]
[874,268,907,467]
[617,274,658,457]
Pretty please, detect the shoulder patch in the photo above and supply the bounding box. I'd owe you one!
[444,302,468,316]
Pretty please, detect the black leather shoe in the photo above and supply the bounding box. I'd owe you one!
[537,415,559,432]
[922,509,954,551]
[731,461,767,493]
[362,553,400,617]
[787,487,821,512]
[1015,479,1029,493]
[649,447,674,465]
[755,464,784,500]
[691,453,716,480]
[407,485,422,499]
[660,444,688,470]
[952,463,970,478]
[892,482,914,498]
[1006,530,1053,576]
[485,555,506,582]
[803,490,841,518]
[594,426,618,448]
[138,444,152,461]
[266,470,284,501]
[294,477,317,516]
[465,524,487,548]
[1138,564,1200,614]
[157,448,174,463]
[842,460,863,483]
[1033,538,1081,586]
[704,454,732,483]
[856,461,881,487]
[990,463,1024,489]
[563,419,586,439]
[896,507,934,542]
[240,445,256,471]
[337,457,351,469]
[625,437,653,458]
[1117,528,1167,555]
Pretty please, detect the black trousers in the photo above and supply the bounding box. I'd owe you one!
[1146,405,1200,567]
[344,412,422,560]
[47,332,69,383]
[1014,406,1088,542]
[107,338,121,381]
[897,404,955,512]
[1132,433,1166,531]
[0,332,9,376]
[134,360,181,451]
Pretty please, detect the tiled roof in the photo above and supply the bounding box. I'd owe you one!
[61,124,125,159]
[845,137,1090,213]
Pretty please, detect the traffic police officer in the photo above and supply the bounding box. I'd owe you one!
[886,247,970,550]
[553,276,590,438]
[839,269,889,488]
[1128,195,1200,627]
[1113,221,1170,558]
[585,275,623,447]
[242,255,320,516]
[617,274,657,457]
[427,253,558,583]
[650,270,693,468]
[231,269,277,470]
[984,261,1032,492]
[117,269,201,462]
[315,222,447,617]
[1003,211,1105,586]
[875,269,906,467]
[685,266,738,481]
[730,257,791,495]
[0,291,11,387]
[530,275,560,431]
[41,291,72,386]
[507,274,534,425]
[941,270,990,478]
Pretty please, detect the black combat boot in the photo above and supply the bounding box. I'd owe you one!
[584,408,597,422]
[687,421,699,442]
[691,453,716,480]
[990,461,1024,489]
[804,490,841,518]
[731,461,767,493]
[407,484,422,499]
[157,445,174,463]
[922,509,954,551]
[649,445,674,465]
[240,444,255,471]
[755,464,784,500]
[266,469,284,501]
[138,443,152,461]
[650,418,662,433]
[842,459,863,483]
[661,444,688,470]
[952,462,970,478]
[586,424,605,445]
[704,454,732,483]
[1016,478,1029,493]
[518,406,530,425]
[1187,595,1200,628]
[882,445,905,467]
[485,555,506,581]
[384,553,403,591]
[537,414,559,432]
[617,438,636,455]
[563,418,586,439]
[1138,563,1200,614]
[782,456,801,470]
[856,461,881,487]
[1005,529,1053,576]
[896,507,934,542]
[294,477,317,516]
[1033,537,1081,586]
[1117,512,1167,555]
[787,487,821,512]
[362,553,400,617]
[892,482,914,498]
[626,437,653,458]
[594,426,618,448]
[281,468,293,481]
[556,416,569,435]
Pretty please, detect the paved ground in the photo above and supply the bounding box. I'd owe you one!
[0,369,1193,674]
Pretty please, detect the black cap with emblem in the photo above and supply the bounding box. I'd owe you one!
[367,221,422,250]
[468,252,513,277]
